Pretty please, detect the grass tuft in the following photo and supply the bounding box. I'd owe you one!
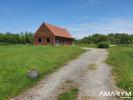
[88,64,97,70]
[58,88,78,100]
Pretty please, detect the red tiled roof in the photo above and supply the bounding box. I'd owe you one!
[44,23,73,38]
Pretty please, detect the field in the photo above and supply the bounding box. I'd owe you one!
[0,45,83,100]
[76,44,97,48]
[107,46,133,95]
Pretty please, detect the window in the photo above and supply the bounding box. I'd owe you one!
[38,38,42,43]
[47,38,50,43]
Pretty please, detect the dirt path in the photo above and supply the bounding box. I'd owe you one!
[11,48,118,100]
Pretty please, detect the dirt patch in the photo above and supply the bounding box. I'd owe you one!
[60,80,78,94]
[88,64,97,70]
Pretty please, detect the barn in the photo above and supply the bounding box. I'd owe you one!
[34,23,73,45]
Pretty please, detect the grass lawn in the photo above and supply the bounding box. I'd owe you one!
[107,45,133,96]
[58,88,78,100]
[76,44,96,48]
[0,45,83,100]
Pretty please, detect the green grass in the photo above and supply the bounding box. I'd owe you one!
[58,88,78,100]
[107,46,133,96]
[76,44,96,48]
[0,45,83,100]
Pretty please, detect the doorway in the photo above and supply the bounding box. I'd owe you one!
[38,38,42,43]
[47,38,50,43]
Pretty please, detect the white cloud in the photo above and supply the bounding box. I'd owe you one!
[66,18,133,39]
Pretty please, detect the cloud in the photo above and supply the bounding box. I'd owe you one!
[66,18,133,39]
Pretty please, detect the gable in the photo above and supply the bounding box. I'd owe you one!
[34,23,53,37]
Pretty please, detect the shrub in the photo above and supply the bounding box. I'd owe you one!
[97,42,110,48]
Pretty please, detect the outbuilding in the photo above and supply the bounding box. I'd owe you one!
[34,23,73,45]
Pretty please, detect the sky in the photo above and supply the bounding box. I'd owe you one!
[0,0,133,39]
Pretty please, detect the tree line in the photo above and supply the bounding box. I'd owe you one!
[0,32,133,45]
[76,33,133,44]
[0,32,34,44]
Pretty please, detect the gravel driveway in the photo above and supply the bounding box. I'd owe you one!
[11,48,118,100]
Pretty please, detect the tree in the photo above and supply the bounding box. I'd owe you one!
[0,32,34,44]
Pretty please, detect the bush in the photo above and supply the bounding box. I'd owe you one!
[97,42,110,48]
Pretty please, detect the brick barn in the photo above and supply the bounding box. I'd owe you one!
[34,23,73,45]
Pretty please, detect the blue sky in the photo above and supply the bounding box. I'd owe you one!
[0,0,133,38]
